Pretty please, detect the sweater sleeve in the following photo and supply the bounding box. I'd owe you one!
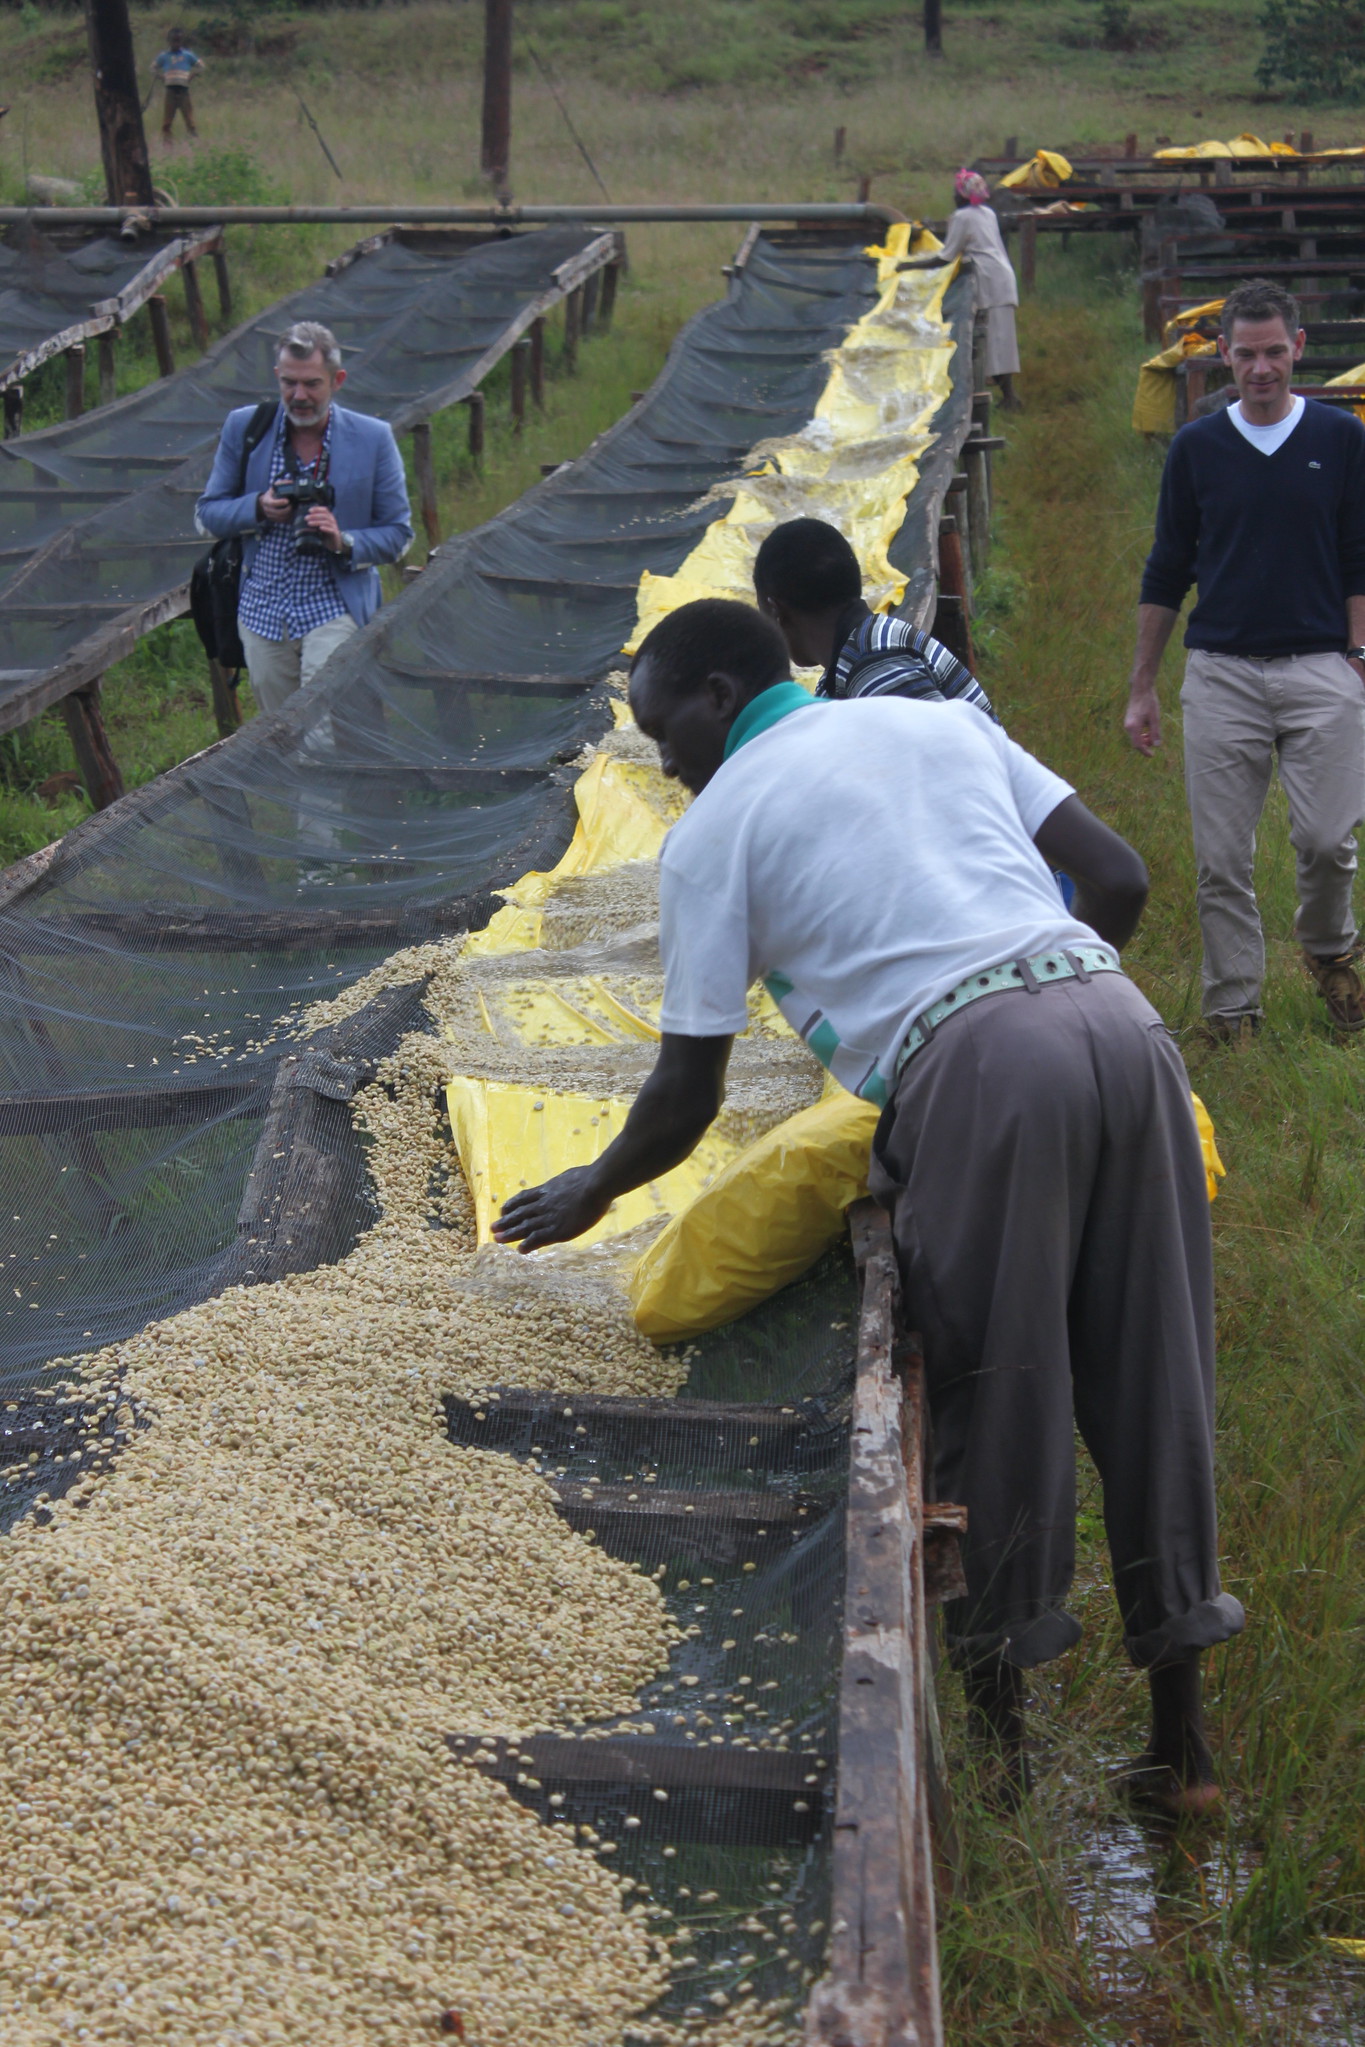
[1339,416,1365,597]
[1139,430,1198,611]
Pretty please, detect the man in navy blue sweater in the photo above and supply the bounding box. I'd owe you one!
[1125,278,1365,1040]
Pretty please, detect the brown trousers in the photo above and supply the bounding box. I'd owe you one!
[868,969,1245,1670]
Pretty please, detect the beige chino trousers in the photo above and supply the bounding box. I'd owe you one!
[1181,648,1365,1019]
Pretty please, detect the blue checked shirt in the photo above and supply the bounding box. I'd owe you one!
[237,410,348,643]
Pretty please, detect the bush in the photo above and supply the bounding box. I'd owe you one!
[162,147,288,209]
[1257,0,1365,101]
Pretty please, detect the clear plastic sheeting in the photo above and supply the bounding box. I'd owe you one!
[0,230,885,1381]
[0,223,612,727]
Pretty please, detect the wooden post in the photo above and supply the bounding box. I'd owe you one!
[964,440,991,573]
[947,477,973,607]
[60,681,124,812]
[857,172,872,203]
[1004,135,1018,159]
[411,422,440,548]
[924,0,942,54]
[211,246,233,325]
[481,0,513,190]
[147,294,175,378]
[80,0,154,206]
[1019,210,1037,294]
[971,313,987,397]
[208,657,241,737]
[529,315,545,407]
[97,329,117,407]
[937,517,974,670]
[580,268,600,336]
[510,338,529,430]
[2,384,22,439]
[1213,157,1232,188]
[465,389,486,462]
[564,286,582,371]
[64,345,86,420]
[1125,131,1138,157]
[599,258,620,330]
[834,125,846,161]
[1299,130,1313,188]
[182,258,210,351]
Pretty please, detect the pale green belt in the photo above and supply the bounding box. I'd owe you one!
[895,943,1123,1076]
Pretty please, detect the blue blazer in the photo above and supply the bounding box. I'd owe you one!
[195,401,414,629]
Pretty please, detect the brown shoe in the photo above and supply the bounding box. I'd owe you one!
[1193,1012,1261,1050]
[1304,950,1365,1034]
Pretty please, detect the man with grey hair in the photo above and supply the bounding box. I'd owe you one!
[196,320,413,716]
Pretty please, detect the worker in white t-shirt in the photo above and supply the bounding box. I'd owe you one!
[495,596,1245,1815]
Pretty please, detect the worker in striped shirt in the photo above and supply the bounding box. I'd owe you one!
[754,516,996,719]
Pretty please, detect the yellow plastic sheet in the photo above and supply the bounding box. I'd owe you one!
[1162,298,1225,348]
[628,1090,882,1341]
[446,1076,740,1249]
[476,974,792,1049]
[627,221,957,648]
[1153,133,1292,161]
[462,750,688,958]
[1325,1938,1365,1958]
[1325,358,1365,423]
[998,149,1073,191]
[1133,331,1219,434]
[1191,1092,1226,1203]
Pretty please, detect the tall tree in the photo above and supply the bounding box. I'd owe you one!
[83,0,154,207]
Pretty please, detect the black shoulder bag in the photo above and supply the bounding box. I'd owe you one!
[189,399,278,670]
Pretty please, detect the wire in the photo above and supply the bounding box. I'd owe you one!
[291,84,344,182]
[523,40,611,202]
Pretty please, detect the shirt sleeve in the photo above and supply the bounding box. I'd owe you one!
[994,728,1076,837]
[938,211,969,262]
[658,855,752,1037]
[1139,430,1198,611]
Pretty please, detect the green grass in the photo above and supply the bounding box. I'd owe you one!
[932,233,1365,2046]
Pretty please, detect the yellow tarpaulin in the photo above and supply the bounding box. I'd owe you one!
[445,1076,740,1249]
[628,1090,882,1340]
[998,148,1073,191]
[1325,358,1365,423]
[462,749,688,958]
[1133,331,1218,435]
[1191,1093,1226,1203]
[627,221,958,648]
[1154,133,1293,161]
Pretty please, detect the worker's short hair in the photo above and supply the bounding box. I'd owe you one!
[753,517,862,612]
[631,598,790,701]
[1220,278,1302,341]
[276,321,343,372]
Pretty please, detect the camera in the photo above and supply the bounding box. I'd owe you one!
[273,476,337,559]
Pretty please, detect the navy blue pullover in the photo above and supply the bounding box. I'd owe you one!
[1140,399,1365,655]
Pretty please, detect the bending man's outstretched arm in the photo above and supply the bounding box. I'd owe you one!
[493,1032,733,1252]
[1034,793,1149,949]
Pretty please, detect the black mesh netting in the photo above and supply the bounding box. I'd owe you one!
[0,236,971,2037]
[0,220,611,720]
[0,222,196,385]
[0,228,895,1380]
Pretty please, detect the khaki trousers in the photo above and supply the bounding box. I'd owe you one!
[867,970,1245,1672]
[1181,648,1365,1019]
[240,615,357,719]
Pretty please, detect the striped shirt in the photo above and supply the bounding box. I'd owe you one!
[237,410,347,643]
[818,606,997,722]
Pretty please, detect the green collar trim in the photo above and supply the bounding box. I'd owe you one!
[722,681,821,762]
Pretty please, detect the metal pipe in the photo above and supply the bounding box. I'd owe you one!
[0,200,904,229]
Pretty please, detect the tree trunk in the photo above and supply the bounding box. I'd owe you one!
[82,0,155,207]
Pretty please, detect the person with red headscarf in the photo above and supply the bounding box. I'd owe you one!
[912,168,1022,410]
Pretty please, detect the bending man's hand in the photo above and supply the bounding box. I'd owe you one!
[493,1166,613,1254]
[491,1031,733,1254]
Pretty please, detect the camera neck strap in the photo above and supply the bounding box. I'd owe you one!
[282,416,331,484]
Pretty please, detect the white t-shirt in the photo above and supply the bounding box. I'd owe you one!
[658,695,1108,1105]
[1228,393,1304,455]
